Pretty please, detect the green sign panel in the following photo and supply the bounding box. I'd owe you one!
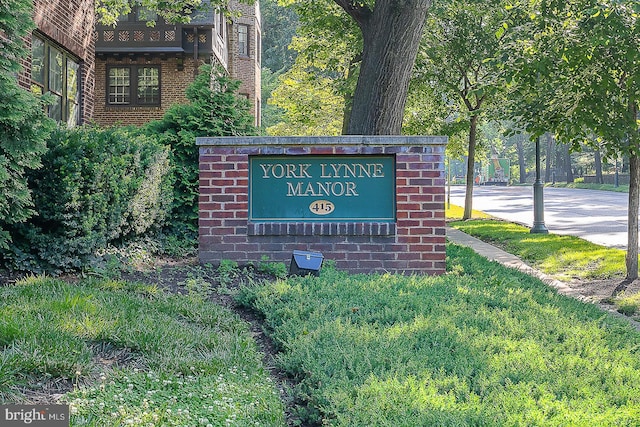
[249,156,395,221]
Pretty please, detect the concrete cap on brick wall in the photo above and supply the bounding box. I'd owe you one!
[196,136,448,147]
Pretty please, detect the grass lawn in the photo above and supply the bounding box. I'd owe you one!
[240,245,640,426]
[445,202,492,220]
[0,276,285,426]
[448,219,627,281]
[448,216,640,316]
[4,208,640,426]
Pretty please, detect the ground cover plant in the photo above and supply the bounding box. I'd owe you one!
[449,219,626,280]
[0,275,285,426]
[239,245,640,426]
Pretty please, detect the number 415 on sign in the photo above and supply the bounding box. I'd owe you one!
[309,200,335,215]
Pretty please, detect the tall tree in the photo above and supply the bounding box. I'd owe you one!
[334,0,431,135]
[414,0,509,219]
[544,133,555,182]
[515,134,527,183]
[594,146,604,184]
[504,0,639,279]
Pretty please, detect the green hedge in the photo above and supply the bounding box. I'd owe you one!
[2,126,172,272]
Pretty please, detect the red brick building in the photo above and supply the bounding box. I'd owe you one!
[93,0,261,127]
[18,0,96,126]
[18,0,261,127]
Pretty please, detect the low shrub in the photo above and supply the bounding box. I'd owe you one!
[2,126,172,273]
[240,244,640,425]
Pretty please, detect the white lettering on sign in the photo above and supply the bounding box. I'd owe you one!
[260,163,312,179]
[257,161,387,199]
[320,163,384,178]
[287,181,359,197]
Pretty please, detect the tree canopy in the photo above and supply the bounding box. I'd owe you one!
[95,0,254,26]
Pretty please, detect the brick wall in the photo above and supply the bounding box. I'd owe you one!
[19,0,95,123]
[228,0,261,127]
[197,136,447,275]
[92,55,200,126]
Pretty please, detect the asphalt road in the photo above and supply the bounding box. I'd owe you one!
[447,185,631,249]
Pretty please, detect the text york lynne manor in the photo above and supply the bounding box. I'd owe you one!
[258,162,386,197]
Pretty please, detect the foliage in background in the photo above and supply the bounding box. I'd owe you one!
[261,0,298,73]
[240,245,640,425]
[267,66,344,136]
[2,127,172,273]
[416,0,510,219]
[0,275,285,425]
[95,0,250,26]
[0,0,55,250]
[502,0,638,152]
[266,0,359,135]
[259,0,299,131]
[146,65,256,236]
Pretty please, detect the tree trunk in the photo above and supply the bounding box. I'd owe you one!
[544,133,554,182]
[594,148,603,184]
[516,135,526,184]
[335,0,431,135]
[626,152,639,280]
[565,144,574,183]
[463,114,479,220]
[341,57,360,134]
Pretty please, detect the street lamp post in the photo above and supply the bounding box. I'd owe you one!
[531,135,549,234]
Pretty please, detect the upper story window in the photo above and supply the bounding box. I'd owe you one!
[238,24,248,56]
[107,65,160,106]
[31,35,81,127]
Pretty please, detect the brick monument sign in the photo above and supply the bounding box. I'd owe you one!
[197,136,447,275]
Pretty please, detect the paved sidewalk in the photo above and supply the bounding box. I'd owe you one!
[446,227,585,300]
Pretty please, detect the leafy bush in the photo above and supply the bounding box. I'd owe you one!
[145,64,257,235]
[0,0,55,250]
[2,127,172,272]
